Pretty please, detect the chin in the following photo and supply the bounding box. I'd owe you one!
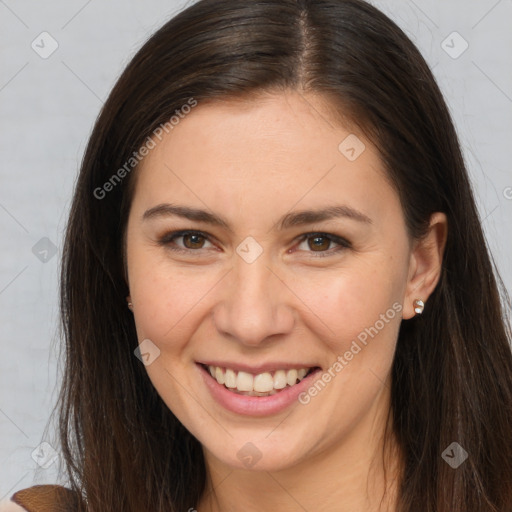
[199,428,315,473]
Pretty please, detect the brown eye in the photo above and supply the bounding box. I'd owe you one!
[159,230,215,252]
[182,233,206,249]
[307,235,331,251]
[295,232,350,257]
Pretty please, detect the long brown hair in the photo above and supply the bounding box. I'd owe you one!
[56,0,512,510]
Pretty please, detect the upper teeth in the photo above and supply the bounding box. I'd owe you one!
[208,365,310,393]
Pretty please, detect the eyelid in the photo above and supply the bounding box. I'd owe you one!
[157,229,351,256]
[158,229,215,250]
[294,232,351,256]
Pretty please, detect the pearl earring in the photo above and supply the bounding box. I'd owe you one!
[413,299,424,315]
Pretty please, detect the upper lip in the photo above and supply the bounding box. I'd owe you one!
[197,361,320,374]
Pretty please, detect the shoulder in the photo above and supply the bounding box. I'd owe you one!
[0,485,82,512]
[0,500,25,512]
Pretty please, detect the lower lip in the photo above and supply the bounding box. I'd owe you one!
[197,364,322,417]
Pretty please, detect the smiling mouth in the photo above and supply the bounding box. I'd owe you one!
[201,364,319,397]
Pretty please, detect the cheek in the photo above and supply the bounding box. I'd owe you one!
[127,246,222,347]
[293,268,403,420]
[134,273,216,341]
[300,268,401,332]
[292,261,404,361]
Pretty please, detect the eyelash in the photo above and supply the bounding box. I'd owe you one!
[157,230,351,258]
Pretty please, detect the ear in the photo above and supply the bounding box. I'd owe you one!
[402,212,448,319]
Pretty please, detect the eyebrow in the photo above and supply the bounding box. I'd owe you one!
[142,203,372,230]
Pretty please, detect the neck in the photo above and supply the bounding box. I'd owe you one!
[197,382,402,512]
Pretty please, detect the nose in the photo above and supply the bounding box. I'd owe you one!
[213,255,295,347]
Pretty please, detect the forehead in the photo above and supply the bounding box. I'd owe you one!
[131,91,400,230]
[157,91,357,163]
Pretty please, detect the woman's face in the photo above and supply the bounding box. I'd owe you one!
[125,91,425,472]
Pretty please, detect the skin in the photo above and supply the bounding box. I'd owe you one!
[125,90,447,511]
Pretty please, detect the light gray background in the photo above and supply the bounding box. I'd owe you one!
[0,0,511,497]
